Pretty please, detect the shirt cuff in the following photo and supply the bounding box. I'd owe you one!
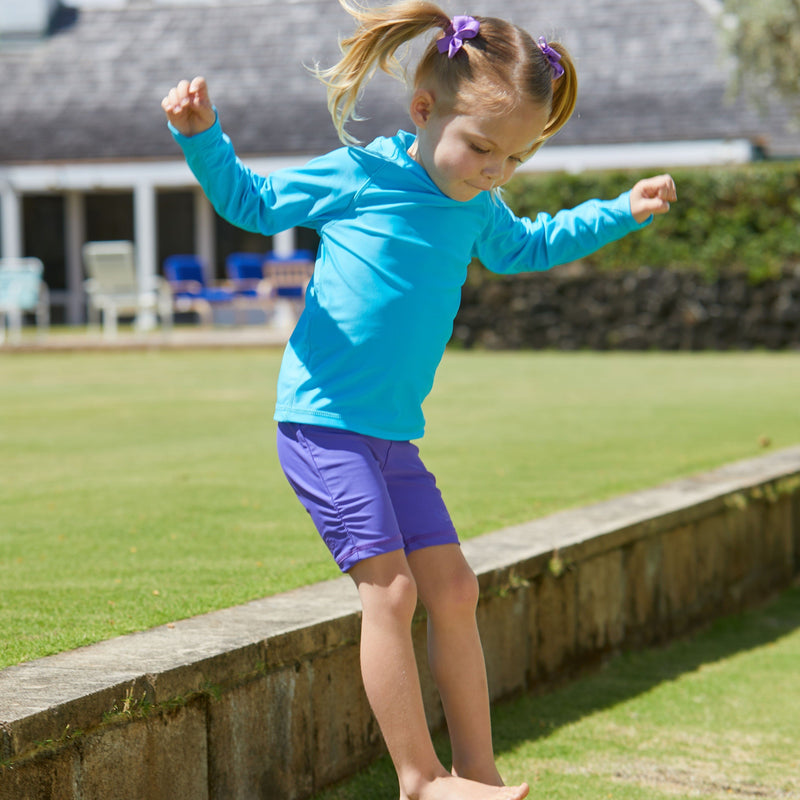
[617,189,653,229]
[167,107,221,149]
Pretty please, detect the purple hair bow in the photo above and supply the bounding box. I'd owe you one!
[537,36,565,79]
[437,15,480,58]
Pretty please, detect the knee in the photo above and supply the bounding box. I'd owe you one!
[361,570,419,626]
[385,571,419,621]
[425,565,479,620]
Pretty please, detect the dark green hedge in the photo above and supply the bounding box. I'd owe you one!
[501,160,800,281]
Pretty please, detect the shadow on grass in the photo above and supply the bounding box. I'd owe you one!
[314,581,800,799]
[494,581,800,749]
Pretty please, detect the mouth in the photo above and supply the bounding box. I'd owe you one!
[466,181,493,194]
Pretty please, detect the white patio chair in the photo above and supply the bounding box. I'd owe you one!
[82,241,172,339]
[0,257,50,345]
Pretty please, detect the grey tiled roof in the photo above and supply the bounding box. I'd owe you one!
[0,0,797,163]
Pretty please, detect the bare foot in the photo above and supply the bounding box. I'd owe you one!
[400,773,529,800]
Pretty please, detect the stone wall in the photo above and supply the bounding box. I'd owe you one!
[453,267,800,351]
[2,448,799,800]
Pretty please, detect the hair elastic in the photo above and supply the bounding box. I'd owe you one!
[437,15,480,59]
[537,36,565,79]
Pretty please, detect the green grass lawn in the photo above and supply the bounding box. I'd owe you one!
[1,349,800,668]
[314,583,800,800]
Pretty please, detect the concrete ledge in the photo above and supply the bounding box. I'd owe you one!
[2,447,799,800]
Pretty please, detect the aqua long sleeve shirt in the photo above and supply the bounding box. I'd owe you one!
[171,116,650,440]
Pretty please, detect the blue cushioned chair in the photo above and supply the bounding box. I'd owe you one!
[163,254,234,325]
[225,252,266,298]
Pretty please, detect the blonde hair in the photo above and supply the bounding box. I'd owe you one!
[316,0,578,154]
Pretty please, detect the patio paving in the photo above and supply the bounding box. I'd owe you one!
[0,324,291,353]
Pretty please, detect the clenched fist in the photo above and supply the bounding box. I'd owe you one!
[629,174,678,223]
[162,76,216,137]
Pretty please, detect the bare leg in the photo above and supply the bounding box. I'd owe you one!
[408,544,503,785]
[349,551,528,800]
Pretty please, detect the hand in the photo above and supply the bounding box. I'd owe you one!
[161,76,216,137]
[629,174,677,223]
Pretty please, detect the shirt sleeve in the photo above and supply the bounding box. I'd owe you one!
[169,113,357,235]
[474,191,651,275]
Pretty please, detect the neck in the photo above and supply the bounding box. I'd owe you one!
[406,129,422,163]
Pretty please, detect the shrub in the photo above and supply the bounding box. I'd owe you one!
[501,160,800,282]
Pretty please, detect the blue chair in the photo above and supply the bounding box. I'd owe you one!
[163,254,234,325]
[225,252,266,298]
[0,257,50,345]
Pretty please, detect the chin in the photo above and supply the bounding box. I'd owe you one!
[452,184,483,202]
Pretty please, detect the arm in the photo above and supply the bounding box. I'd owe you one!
[162,76,271,233]
[478,176,677,275]
[162,78,356,236]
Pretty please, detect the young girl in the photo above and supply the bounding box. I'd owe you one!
[163,3,676,799]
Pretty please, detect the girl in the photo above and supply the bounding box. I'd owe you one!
[163,3,676,799]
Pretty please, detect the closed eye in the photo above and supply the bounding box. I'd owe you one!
[471,144,524,164]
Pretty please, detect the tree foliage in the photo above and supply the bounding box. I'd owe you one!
[502,160,800,280]
[721,0,800,115]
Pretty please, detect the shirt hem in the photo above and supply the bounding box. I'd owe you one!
[274,405,424,442]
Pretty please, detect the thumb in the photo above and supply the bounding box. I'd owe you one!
[188,76,216,127]
[641,196,671,216]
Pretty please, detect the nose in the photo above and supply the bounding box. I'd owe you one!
[481,159,503,178]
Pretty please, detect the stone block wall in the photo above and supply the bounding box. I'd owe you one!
[1,448,799,800]
[454,267,800,350]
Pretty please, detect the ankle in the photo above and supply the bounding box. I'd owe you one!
[398,765,450,800]
[451,760,504,786]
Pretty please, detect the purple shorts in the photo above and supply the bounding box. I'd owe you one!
[276,422,459,572]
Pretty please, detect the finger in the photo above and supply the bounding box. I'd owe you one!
[645,197,671,216]
[189,76,208,101]
[162,89,177,117]
[161,99,179,122]
[655,174,677,202]
[163,81,185,114]
[169,81,197,116]
[176,79,191,102]
[177,80,195,113]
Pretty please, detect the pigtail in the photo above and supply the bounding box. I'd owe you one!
[537,42,578,148]
[316,0,449,145]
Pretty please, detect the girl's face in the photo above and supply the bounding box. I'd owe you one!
[408,92,549,202]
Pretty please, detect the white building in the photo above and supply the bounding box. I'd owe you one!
[1,0,797,323]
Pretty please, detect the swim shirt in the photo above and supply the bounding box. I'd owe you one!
[171,115,650,440]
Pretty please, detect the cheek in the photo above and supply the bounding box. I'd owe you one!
[437,148,476,178]
[433,152,461,180]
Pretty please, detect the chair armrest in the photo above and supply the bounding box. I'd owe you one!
[256,278,274,296]
[167,280,204,295]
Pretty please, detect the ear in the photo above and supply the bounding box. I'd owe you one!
[408,88,436,128]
